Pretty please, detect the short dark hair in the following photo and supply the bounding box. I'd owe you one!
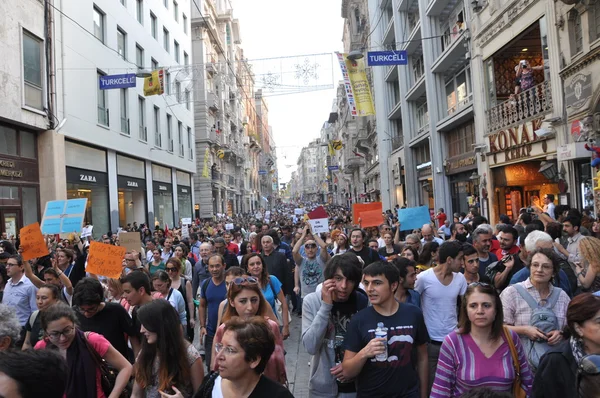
[0,349,68,398]
[190,233,198,241]
[564,215,581,229]
[207,253,225,265]
[471,216,488,230]
[223,316,275,374]
[225,266,245,277]
[519,213,532,225]
[545,193,555,202]
[363,261,400,288]
[499,225,518,241]
[323,253,362,289]
[545,221,563,241]
[72,277,104,306]
[438,241,463,264]
[367,239,378,245]
[350,228,366,239]
[213,237,226,245]
[121,271,152,295]
[391,257,416,280]
[450,222,464,235]
[41,302,78,331]
[461,243,478,257]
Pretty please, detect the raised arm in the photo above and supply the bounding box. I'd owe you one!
[292,227,307,265]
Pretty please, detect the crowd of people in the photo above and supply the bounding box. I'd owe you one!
[0,199,599,398]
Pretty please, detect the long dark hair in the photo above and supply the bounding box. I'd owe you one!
[241,252,270,287]
[458,283,504,341]
[418,241,439,265]
[222,282,271,324]
[134,299,191,391]
[563,293,600,339]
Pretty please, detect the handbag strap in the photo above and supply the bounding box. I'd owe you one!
[503,327,521,378]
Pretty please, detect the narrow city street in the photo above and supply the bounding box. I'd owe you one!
[283,315,311,397]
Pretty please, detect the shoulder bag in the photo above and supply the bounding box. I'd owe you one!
[502,327,527,398]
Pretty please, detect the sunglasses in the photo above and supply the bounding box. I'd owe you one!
[166,267,178,272]
[305,244,317,249]
[231,276,258,286]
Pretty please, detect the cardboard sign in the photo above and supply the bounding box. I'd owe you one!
[118,232,142,253]
[225,223,234,231]
[352,202,382,224]
[307,206,328,220]
[181,217,192,226]
[294,208,304,215]
[398,206,431,231]
[308,218,329,234]
[40,199,88,234]
[81,225,94,238]
[86,241,126,278]
[19,222,49,261]
[182,226,190,239]
[360,209,384,228]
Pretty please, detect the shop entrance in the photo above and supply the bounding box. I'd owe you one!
[1,210,20,239]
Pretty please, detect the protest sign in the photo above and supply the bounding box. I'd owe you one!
[352,202,382,224]
[308,218,329,234]
[86,241,126,278]
[360,209,384,228]
[225,223,234,231]
[294,208,304,215]
[40,199,88,234]
[118,232,142,253]
[181,217,192,226]
[182,226,190,239]
[81,225,94,238]
[398,206,431,231]
[19,223,49,261]
[307,206,328,220]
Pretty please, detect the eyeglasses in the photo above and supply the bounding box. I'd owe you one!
[215,343,239,356]
[166,267,178,272]
[76,305,99,315]
[231,276,258,286]
[577,355,600,393]
[6,262,20,267]
[305,244,317,249]
[47,326,75,340]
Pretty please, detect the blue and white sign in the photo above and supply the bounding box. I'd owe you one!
[328,165,339,171]
[366,51,408,66]
[258,170,267,175]
[41,198,88,234]
[99,73,137,90]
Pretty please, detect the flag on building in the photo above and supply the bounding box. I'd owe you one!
[335,53,375,116]
[143,69,164,96]
[201,148,210,178]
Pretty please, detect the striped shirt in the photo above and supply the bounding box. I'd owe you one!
[431,330,533,397]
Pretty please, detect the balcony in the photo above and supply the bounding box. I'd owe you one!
[344,157,365,173]
[207,91,219,111]
[383,17,395,45]
[431,29,468,74]
[485,81,552,133]
[206,62,217,75]
[211,170,222,182]
[385,65,398,82]
[426,0,461,16]
[405,74,425,102]
[391,135,404,151]
[388,99,402,119]
[403,21,422,55]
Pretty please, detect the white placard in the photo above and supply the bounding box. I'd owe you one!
[294,208,304,215]
[81,225,94,238]
[182,226,190,239]
[225,223,234,231]
[308,218,329,234]
[181,217,192,226]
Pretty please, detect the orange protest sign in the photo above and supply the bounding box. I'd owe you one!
[352,202,383,224]
[360,209,384,228]
[19,222,49,261]
[86,241,126,279]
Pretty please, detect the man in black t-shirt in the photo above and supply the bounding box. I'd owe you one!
[343,262,429,398]
[302,252,367,397]
[72,278,136,360]
[121,271,153,357]
[348,228,380,268]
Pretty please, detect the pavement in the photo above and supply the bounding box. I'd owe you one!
[284,313,311,397]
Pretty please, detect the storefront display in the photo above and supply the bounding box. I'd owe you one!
[178,185,192,221]
[153,181,173,228]
[117,155,147,228]
[66,167,109,237]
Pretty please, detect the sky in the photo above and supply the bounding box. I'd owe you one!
[233,0,345,184]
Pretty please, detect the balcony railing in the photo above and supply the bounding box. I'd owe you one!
[447,92,473,115]
[486,81,552,133]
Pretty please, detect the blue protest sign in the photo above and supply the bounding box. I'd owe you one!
[367,51,408,66]
[99,73,137,90]
[41,199,88,234]
[398,206,431,231]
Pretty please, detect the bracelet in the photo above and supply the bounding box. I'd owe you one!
[577,271,584,278]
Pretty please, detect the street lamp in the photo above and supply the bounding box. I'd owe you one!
[135,70,153,78]
[347,50,364,61]
[539,161,559,182]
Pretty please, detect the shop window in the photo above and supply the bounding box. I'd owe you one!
[22,187,38,226]
[19,131,36,159]
[0,126,18,156]
[0,186,19,199]
[22,30,44,110]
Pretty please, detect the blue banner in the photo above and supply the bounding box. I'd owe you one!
[398,206,431,231]
[258,170,267,175]
[99,73,137,90]
[328,165,339,171]
[366,51,408,66]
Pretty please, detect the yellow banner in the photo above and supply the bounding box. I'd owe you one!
[201,148,210,178]
[143,69,164,96]
[344,56,375,116]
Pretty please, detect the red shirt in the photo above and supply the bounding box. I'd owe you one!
[435,212,447,227]
[226,242,239,255]
[493,244,520,260]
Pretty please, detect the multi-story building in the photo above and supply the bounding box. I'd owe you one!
[470,0,563,224]
[555,0,600,213]
[0,0,61,237]
[51,0,196,236]
[296,140,324,202]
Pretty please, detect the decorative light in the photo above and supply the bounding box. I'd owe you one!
[539,161,558,182]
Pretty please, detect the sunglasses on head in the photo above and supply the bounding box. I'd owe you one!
[305,243,317,249]
[166,267,178,272]
[231,276,258,286]
[468,282,490,287]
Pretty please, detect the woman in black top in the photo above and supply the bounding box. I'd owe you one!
[378,231,401,261]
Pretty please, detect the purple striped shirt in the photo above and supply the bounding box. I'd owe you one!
[431,330,533,397]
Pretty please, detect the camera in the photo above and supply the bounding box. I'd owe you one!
[526,207,535,213]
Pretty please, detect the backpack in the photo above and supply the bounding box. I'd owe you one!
[513,284,561,370]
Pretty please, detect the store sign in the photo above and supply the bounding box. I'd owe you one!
[99,73,136,90]
[488,118,544,161]
[0,160,23,178]
[557,142,588,162]
[66,167,108,186]
[366,51,408,66]
[178,185,191,195]
[565,73,592,109]
[117,176,145,191]
[152,181,172,193]
[447,156,476,173]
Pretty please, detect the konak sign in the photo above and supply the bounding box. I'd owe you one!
[488,119,544,161]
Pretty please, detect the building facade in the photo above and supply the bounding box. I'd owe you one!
[54,0,196,236]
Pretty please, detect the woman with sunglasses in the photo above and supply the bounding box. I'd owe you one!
[431,282,533,397]
[35,302,132,398]
[243,252,290,339]
[164,257,195,341]
[160,317,293,398]
[210,276,287,385]
[152,270,188,328]
[532,293,600,397]
[132,299,204,398]
[147,247,166,276]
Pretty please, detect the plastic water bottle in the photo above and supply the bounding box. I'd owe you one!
[374,322,388,361]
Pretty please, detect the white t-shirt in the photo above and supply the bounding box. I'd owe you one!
[415,268,467,341]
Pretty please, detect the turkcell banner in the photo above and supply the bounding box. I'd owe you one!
[99,73,136,90]
[335,52,375,116]
[367,51,408,66]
